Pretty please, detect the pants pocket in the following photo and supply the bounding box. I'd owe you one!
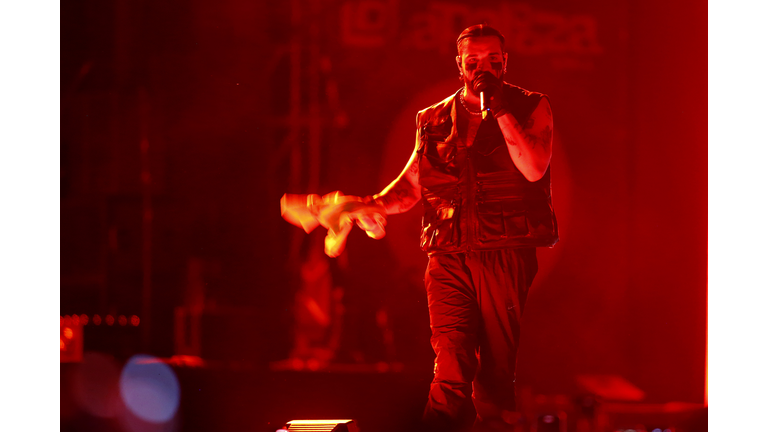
[421,200,460,251]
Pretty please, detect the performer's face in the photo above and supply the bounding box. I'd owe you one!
[455,36,507,95]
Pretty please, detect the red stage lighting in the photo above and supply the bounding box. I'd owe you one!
[130,315,140,326]
[93,314,102,325]
[281,419,359,432]
[80,314,89,325]
[118,315,127,326]
[106,315,115,326]
[61,319,83,363]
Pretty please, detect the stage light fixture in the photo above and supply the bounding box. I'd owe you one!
[60,318,83,363]
[281,419,359,432]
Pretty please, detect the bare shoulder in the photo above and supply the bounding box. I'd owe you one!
[503,82,549,101]
[532,97,552,122]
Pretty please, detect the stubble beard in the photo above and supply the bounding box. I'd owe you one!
[462,69,477,97]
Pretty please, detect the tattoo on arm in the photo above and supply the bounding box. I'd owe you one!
[374,138,423,213]
[407,160,419,175]
[512,122,538,149]
[376,159,420,213]
[501,98,552,164]
[509,139,522,158]
[377,185,408,207]
[512,118,551,151]
[523,118,535,130]
[539,125,552,146]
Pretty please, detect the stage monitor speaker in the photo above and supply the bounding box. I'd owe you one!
[279,419,359,432]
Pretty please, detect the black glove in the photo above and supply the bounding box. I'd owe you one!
[473,71,501,95]
[472,71,507,118]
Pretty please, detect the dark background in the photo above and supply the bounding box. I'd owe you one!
[60,0,707,429]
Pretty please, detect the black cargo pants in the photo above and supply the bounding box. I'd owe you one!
[422,247,538,432]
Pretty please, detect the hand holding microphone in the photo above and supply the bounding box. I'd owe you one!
[473,71,504,120]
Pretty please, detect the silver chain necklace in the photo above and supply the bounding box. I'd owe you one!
[458,88,482,116]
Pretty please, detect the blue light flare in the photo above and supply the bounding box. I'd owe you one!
[119,355,180,423]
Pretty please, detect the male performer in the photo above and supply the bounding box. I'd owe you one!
[369,24,558,431]
[282,24,557,432]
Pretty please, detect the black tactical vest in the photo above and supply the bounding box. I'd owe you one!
[416,83,559,255]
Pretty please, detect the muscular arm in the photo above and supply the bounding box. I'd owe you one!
[496,97,554,182]
[371,134,422,215]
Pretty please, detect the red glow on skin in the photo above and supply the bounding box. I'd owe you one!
[456,36,506,100]
[118,315,127,326]
[130,315,140,326]
[93,315,102,325]
[106,315,115,326]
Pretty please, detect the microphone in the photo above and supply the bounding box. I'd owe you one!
[474,74,491,120]
[480,92,489,120]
